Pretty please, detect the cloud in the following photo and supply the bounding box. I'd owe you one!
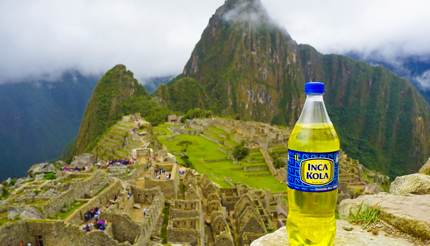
[0,0,224,82]
[1,0,430,83]
[263,0,430,59]
[416,70,430,89]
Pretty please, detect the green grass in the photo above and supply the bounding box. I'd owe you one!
[91,116,143,160]
[52,200,86,220]
[348,203,380,229]
[155,124,285,192]
[203,126,237,148]
[43,172,57,180]
[161,202,170,244]
[0,213,9,226]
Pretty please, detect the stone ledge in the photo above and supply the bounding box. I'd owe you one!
[251,220,413,246]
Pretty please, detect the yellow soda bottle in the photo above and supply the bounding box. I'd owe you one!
[287,81,340,245]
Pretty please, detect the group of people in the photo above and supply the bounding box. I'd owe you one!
[84,207,101,221]
[154,167,171,180]
[62,166,89,172]
[82,207,107,232]
[82,219,107,232]
[108,159,133,166]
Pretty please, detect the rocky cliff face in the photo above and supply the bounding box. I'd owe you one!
[157,0,430,176]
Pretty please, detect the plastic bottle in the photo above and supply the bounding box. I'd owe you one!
[287,81,340,245]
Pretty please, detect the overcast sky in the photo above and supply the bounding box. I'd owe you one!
[1,0,430,84]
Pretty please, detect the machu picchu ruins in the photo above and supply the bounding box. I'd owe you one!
[0,114,427,245]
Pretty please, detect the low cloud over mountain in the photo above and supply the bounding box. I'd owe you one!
[1,0,430,83]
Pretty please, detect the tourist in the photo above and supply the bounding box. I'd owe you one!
[95,219,106,231]
[82,224,91,232]
[84,211,92,221]
[94,208,101,219]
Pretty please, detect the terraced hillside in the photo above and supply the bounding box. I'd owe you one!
[154,117,389,197]
[154,122,286,192]
[92,115,153,161]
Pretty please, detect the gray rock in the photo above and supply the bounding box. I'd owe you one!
[390,174,430,195]
[70,153,96,169]
[339,193,430,239]
[36,188,59,199]
[19,206,43,220]
[34,173,45,181]
[7,208,20,220]
[363,183,383,195]
[251,220,413,246]
[166,153,177,163]
[419,158,430,175]
[27,162,56,177]
[55,160,67,167]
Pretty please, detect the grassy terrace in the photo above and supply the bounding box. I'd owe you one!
[154,123,285,192]
[92,116,142,160]
[51,200,86,220]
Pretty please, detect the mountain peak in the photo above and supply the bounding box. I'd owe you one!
[215,0,271,26]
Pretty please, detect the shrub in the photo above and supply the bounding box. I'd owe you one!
[161,203,170,243]
[273,158,285,169]
[180,154,193,168]
[232,142,250,161]
[177,140,192,152]
[43,172,57,180]
[181,108,213,122]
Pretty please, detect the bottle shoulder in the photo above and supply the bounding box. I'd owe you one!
[288,123,340,153]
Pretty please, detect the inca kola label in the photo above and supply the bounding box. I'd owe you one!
[301,159,334,185]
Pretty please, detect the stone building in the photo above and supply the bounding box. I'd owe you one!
[144,163,179,199]
[167,199,205,245]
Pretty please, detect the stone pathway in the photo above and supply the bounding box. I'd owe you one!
[251,220,414,246]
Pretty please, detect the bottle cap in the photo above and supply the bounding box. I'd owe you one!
[305,81,325,95]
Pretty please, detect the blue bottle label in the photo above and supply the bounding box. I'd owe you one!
[287,150,339,192]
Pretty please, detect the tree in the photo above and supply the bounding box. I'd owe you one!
[273,158,285,169]
[177,140,192,152]
[181,108,213,122]
[232,142,250,161]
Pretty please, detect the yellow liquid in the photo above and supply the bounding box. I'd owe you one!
[287,123,340,246]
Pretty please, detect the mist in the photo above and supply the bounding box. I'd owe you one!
[1,0,430,85]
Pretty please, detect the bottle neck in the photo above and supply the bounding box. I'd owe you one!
[297,94,332,125]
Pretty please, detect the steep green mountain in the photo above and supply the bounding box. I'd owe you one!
[0,72,97,180]
[157,0,430,176]
[72,65,170,156]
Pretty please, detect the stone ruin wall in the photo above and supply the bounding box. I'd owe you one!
[41,171,109,218]
[65,178,123,224]
[131,186,163,205]
[169,199,201,218]
[144,163,179,199]
[167,199,204,246]
[103,213,140,244]
[136,189,165,245]
[0,221,130,246]
[167,217,204,246]
[124,186,166,245]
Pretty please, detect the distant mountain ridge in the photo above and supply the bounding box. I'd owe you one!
[157,0,430,176]
[0,72,97,180]
[346,52,430,103]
